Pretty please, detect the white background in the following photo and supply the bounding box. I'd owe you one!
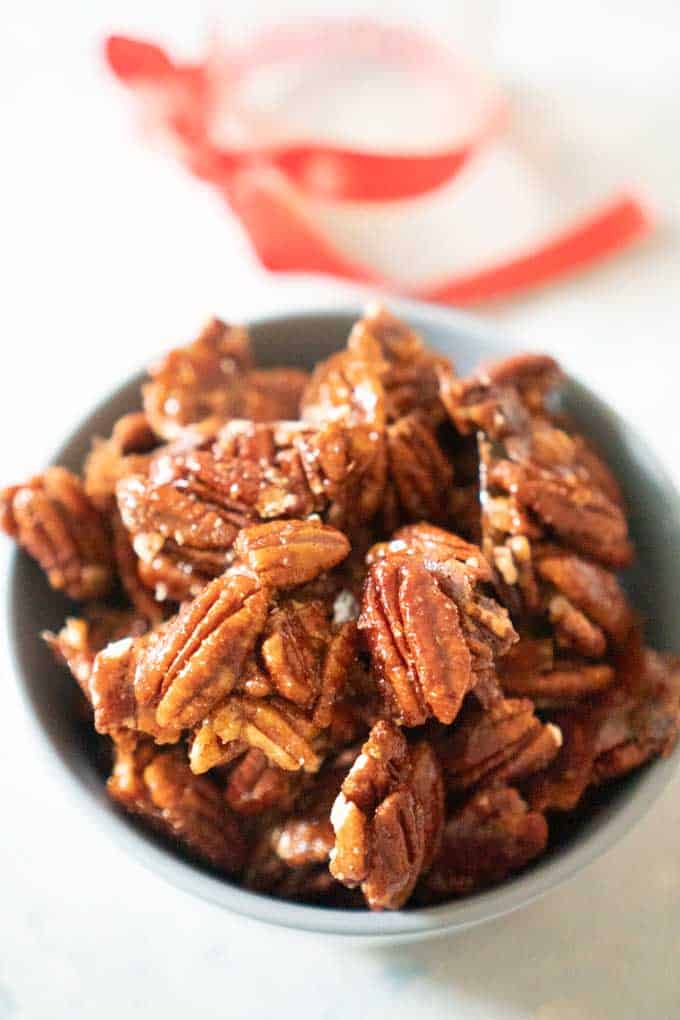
[1,3,680,1018]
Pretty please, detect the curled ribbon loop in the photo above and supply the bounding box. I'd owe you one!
[106,22,652,305]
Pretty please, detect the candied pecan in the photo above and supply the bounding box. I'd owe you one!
[224,748,297,816]
[592,650,680,779]
[245,820,341,902]
[0,467,113,600]
[418,786,548,901]
[313,621,359,728]
[369,522,493,584]
[91,568,270,738]
[116,464,245,579]
[545,593,605,659]
[190,696,321,774]
[257,597,358,722]
[447,350,633,573]
[242,367,309,422]
[360,527,515,726]
[528,649,680,811]
[361,557,473,726]
[534,545,633,647]
[44,606,148,697]
[499,637,615,707]
[218,418,386,531]
[267,753,352,867]
[483,415,633,569]
[301,333,386,432]
[233,519,350,589]
[188,589,358,774]
[438,353,560,439]
[489,458,632,569]
[142,570,269,727]
[329,722,444,910]
[347,303,449,423]
[110,509,165,624]
[435,697,562,795]
[84,412,158,511]
[115,423,378,600]
[143,317,252,440]
[526,705,600,813]
[385,413,454,524]
[410,741,446,871]
[109,741,246,873]
[260,599,331,709]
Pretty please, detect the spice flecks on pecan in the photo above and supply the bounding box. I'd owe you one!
[233,519,350,588]
[360,527,516,726]
[143,317,253,440]
[348,304,449,423]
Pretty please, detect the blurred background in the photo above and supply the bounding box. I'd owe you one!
[2,3,680,1019]
[2,0,680,484]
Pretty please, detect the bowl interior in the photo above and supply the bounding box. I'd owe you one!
[9,306,680,939]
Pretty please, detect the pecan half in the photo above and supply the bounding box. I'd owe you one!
[108,740,246,873]
[233,519,350,588]
[90,568,270,737]
[190,696,321,774]
[143,317,252,440]
[0,467,114,600]
[84,412,158,512]
[386,413,454,524]
[360,527,516,726]
[44,606,148,697]
[499,637,615,707]
[435,697,562,795]
[438,352,560,439]
[528,648,680,811]
[329,721,444,910]
[347,304,449,423]
[224,748,298,816]
[483,418,633,570]
[534,545,634,649]
[418,786,548,901]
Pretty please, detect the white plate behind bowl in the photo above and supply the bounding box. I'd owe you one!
[8,303,680,941]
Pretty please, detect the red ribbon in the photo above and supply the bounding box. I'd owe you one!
[106,22,652,305]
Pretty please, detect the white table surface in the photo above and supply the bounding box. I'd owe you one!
[2,3,680,1018]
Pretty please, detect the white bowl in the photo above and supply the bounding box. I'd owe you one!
[8,301,680,942]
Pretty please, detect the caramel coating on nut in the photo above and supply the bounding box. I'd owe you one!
[329,722,444,910]
[0,467,114,600]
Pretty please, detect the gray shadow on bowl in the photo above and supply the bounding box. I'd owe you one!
[7,306,680,940]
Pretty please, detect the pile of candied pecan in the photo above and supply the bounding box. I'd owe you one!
[3,306,679,911]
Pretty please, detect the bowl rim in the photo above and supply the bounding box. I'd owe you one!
[7,296,680,939]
